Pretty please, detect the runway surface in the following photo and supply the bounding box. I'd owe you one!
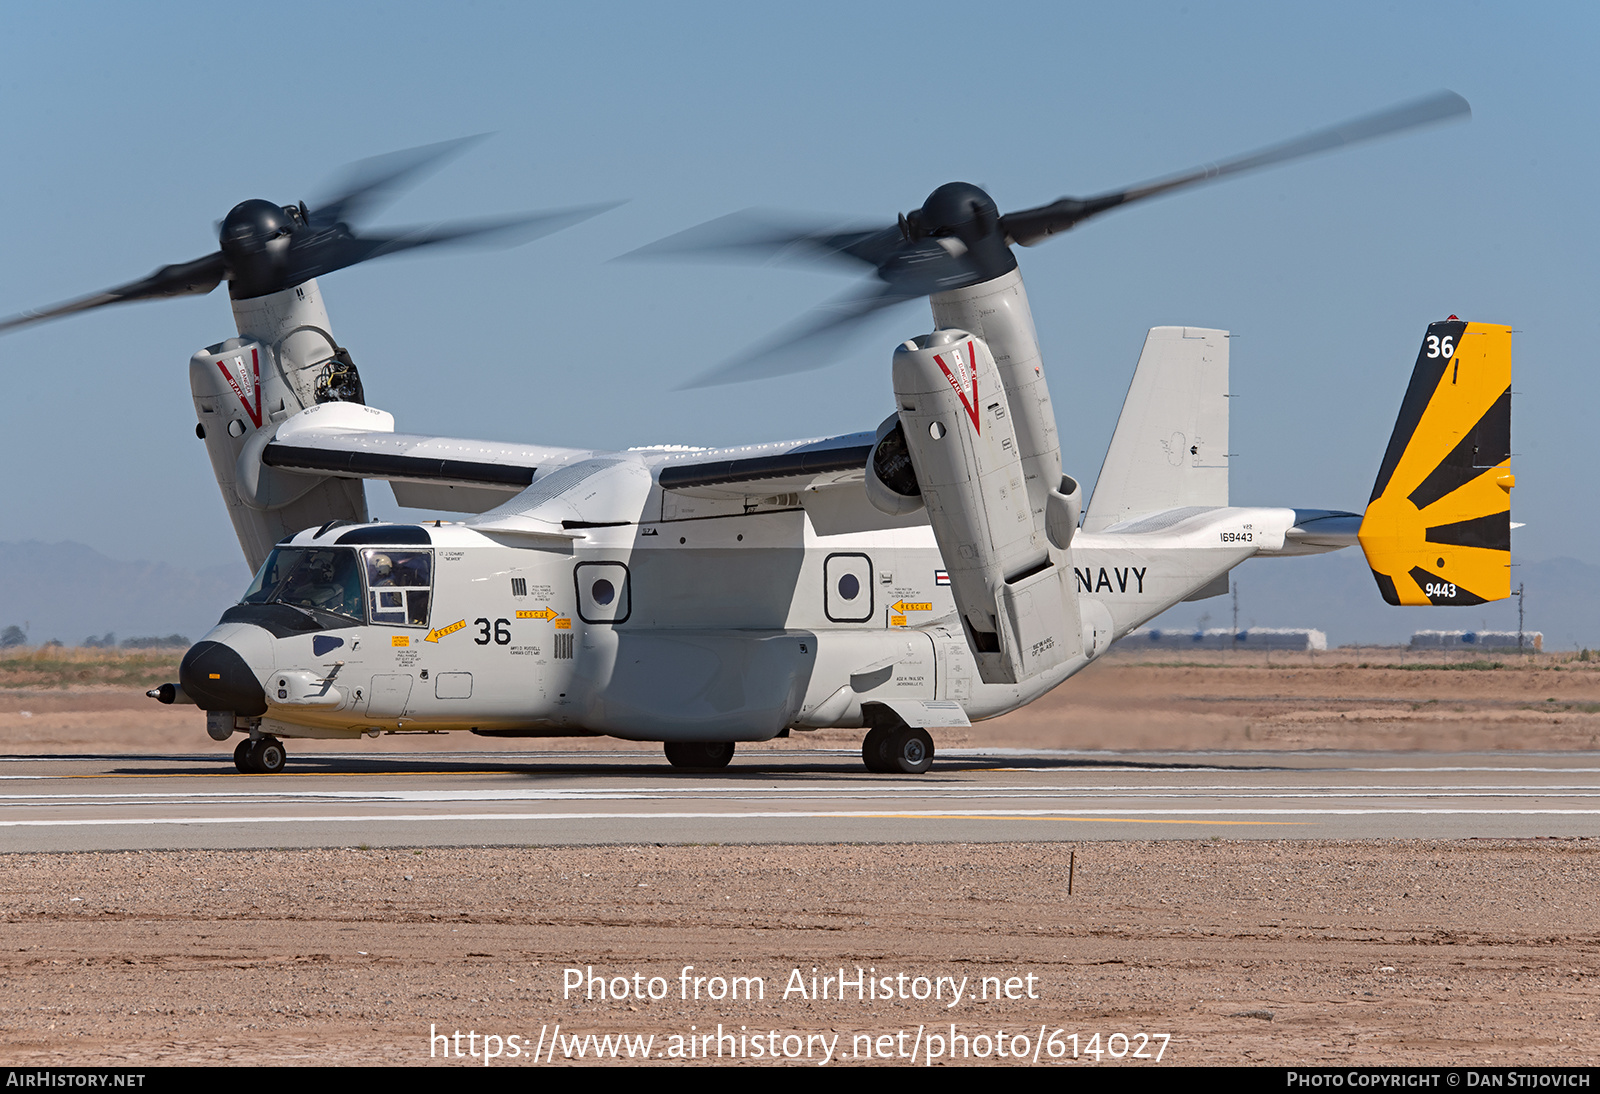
[3,747,1599,850]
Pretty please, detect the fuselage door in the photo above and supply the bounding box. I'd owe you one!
[824,552,874,623]
[576,561,631,625]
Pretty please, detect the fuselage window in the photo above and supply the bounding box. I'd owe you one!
[364,549,433,627]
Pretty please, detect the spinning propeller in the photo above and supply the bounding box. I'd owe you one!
[629,91,1470,387]
[0,136,620,334]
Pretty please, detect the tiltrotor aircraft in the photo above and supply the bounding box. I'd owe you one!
[2,93,1512,775]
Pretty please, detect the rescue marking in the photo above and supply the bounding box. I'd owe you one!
[517,607,564,621]
[424,619,469,644]
[891,600,933,613]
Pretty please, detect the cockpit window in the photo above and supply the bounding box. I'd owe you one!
[242,548,364,622]
[363,549,433,627]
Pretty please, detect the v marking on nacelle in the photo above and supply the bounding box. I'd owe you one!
[216,348,263,429]
[933,340,981,433]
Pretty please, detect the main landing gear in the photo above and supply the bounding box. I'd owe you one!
[862,724,934,774]
[663,741,735,769]
[233,735,288,774]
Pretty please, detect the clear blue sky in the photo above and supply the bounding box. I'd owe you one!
[0,1,1593,577]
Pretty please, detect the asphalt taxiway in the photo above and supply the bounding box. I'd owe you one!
[2,748,1597,850]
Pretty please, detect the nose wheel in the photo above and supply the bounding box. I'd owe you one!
[862,724,934,774]
[233,735,288,774]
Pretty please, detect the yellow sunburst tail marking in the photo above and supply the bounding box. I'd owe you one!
[1358,320,1512,606]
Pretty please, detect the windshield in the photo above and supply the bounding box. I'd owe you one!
[242,548,364,622]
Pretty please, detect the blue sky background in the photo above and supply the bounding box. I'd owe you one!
[0,2,1593,590]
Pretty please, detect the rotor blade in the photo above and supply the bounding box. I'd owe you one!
[309,135,490,229]
[281,202,625,285]
[1003,90,1471,246]
[679,284,921,389]
[0,251,226,335]
[621,210,903,273]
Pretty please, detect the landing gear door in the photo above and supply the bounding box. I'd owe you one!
[367,674,413,718]
[824,552,874,623]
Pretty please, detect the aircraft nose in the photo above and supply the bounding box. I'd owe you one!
[180,640,268,716]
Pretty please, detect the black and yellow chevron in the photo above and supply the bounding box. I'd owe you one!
[1358,320,1512,606]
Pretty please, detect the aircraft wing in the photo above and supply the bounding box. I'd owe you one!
[257,403,877,514]
[262,402,597,513]
[644,430,876,500]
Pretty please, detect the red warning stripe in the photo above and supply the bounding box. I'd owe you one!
[932,340,981,433]
[216,348,263,429]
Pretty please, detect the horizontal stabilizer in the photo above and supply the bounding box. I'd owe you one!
[1359,320,1512,605]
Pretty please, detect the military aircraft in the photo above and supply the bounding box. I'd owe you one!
[2,93,1511,775]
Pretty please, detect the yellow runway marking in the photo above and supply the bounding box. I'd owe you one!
[860,813,1308,827]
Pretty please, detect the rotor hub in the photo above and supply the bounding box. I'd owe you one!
[220,199,299,297]
[910,182,1000,246]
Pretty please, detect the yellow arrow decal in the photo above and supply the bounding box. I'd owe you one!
[516,607,564,621]
[891,600,932,613]
[424,619,469,644]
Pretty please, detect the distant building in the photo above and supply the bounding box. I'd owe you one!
[1410,629,1542,652]
[1132,627,1328,651]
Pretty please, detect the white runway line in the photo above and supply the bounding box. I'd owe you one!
[2,807,1598,829]
[3,782,1600,802]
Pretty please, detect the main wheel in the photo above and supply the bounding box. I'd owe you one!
[885,726,934,775]
[232,739,252,773]
[663,741,735,769]
[253,736,287,774]
[861,724,895,773]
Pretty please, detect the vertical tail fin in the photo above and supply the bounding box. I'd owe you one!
[1358,319,1512,605]
[1081,326,1229,532]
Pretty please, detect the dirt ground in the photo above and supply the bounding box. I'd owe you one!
[2,651,1598,1067]
[2,842,1595,1067]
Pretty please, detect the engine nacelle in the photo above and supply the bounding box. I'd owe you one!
[190,280,370,571]
[892,330,1082,684]
[931,267,1062,524]
[864,413,924,516]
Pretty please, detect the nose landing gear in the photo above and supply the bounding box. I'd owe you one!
[233,735,288,774]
